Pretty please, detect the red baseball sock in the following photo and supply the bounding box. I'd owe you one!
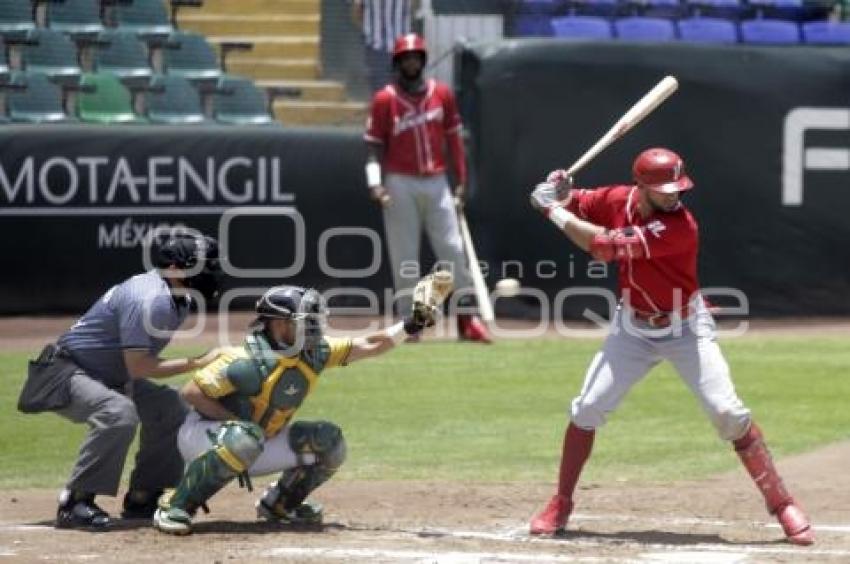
[556,422,595,499]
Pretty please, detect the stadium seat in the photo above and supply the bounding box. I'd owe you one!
[551,16,613,39]
[519,0,567,14]
[677,17,738,42]
[801,21,850,44]
[614,16,677,41]
[93,30,153,88]
[114,0,174,39]
[6,71,72,123]
[46,0,105,40]
[512,14,554,36]
[144,74,207,124]
[0,0,36,42]
[0,47,9,85]
[212,75,277,126]
[76,72,145,124]
[748,0,830,21]
[739,19,800,44]
[162,31,222,83]
[21,29,83,87]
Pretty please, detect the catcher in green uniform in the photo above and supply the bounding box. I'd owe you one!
[153,273,452,535]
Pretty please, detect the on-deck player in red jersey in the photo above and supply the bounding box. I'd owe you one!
[527,148,814,546]
[363,33,490,343]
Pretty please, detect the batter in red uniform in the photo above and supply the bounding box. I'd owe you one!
[364,33,490,342]
[527,148,814,545]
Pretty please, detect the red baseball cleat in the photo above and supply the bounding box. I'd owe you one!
[529,495,572,535]
[777,503,814,545]
[457,315,492,343]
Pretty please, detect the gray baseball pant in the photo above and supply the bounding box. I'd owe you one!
[56,372,188,496]
[383,172,473,314]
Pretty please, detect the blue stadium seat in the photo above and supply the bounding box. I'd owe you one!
[512,14,554,36]
[93,30,153,88]
[6,71,73,123]
[551,16,613,39]
[739,19,800,44]
[614,16,677,41]
[801,21,850,44]
[748,0,829,21]
[21,29,83,87]
[677,17,738,42]
[519,0,567,14]
[46,0,105,40]
[634,0,687,19]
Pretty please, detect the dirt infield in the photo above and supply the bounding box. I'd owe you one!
[1,440,848,563]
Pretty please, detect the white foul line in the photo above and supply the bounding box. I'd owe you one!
[264,546,603,563]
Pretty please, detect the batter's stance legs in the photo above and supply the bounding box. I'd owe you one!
[529,422,595,535]
[733,422,814,545]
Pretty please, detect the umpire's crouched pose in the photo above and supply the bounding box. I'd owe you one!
[18,233,223,530]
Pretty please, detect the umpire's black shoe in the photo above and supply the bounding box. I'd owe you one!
[56,491,110,530]
[120,489,162,519]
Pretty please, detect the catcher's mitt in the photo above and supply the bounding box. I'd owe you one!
[410,270,453,328]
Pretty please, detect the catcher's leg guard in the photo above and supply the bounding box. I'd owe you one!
[734,422,814,545]
[154,421,264,535]
[530,423,594,535]
[256,421,346,524]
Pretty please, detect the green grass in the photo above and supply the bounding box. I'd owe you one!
[2,337,849,489]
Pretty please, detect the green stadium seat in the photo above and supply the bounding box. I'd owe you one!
[21,29,83,87]
[144,74,208,124]
[0,0,36,42]
[46,0,105,40]
[6,71,73,123]
[93,30,153,87]
[76,72,146,124]
[114,0,174,39]
[212,75,277,126]
[163,31,222,83]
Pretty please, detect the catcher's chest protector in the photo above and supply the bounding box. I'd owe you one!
[219,333,326,436]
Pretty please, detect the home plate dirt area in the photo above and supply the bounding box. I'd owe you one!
[1,441,849,563]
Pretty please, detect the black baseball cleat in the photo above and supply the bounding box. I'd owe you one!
[120,489,162,520]
[56,491,110,531]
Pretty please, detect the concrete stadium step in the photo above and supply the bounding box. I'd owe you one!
[256,79,347,102]
[226,57,318,80]
[178,15,319,36]
[273,100,367,126]
[195,0,319,15]
[211,36,318,60]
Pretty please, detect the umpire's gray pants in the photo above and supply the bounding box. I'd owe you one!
[56,372,188,496]
[383,172,473,314]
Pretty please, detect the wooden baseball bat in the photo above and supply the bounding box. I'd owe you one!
[457,208,495,322]
[565,75,679,177]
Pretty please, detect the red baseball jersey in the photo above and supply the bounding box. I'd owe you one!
[364,79,466,184]
[567,184,699,314]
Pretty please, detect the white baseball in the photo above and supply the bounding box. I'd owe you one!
[494,278,521,297]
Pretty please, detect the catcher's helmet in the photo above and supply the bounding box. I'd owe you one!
[154,233,222,302]
[254,286,327,344]
[392,33,427,64]
[632,148,693,194]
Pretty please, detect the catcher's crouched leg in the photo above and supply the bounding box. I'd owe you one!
[154,421,264,535]
[256,421,346,525]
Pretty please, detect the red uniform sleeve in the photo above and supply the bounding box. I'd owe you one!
[441,85,467,186]
[632,211,698,259]
[565,186,616,226]
[364,89,391,145]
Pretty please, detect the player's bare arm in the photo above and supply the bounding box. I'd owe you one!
[123,348,221,380]
[180,379,239,421]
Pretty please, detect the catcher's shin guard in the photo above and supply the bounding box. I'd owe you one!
[256,421,346,523]
[154,421,263,535]
[734,422,814,545]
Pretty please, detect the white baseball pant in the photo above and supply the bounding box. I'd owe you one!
[177,411,317,476]
[382,172,473,314]
[570,295,751,441]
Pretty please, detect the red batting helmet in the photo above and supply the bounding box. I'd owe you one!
[632,148,693,194]
[392,33,428,63]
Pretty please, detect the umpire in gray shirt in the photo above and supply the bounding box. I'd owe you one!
[44,233,223,530]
